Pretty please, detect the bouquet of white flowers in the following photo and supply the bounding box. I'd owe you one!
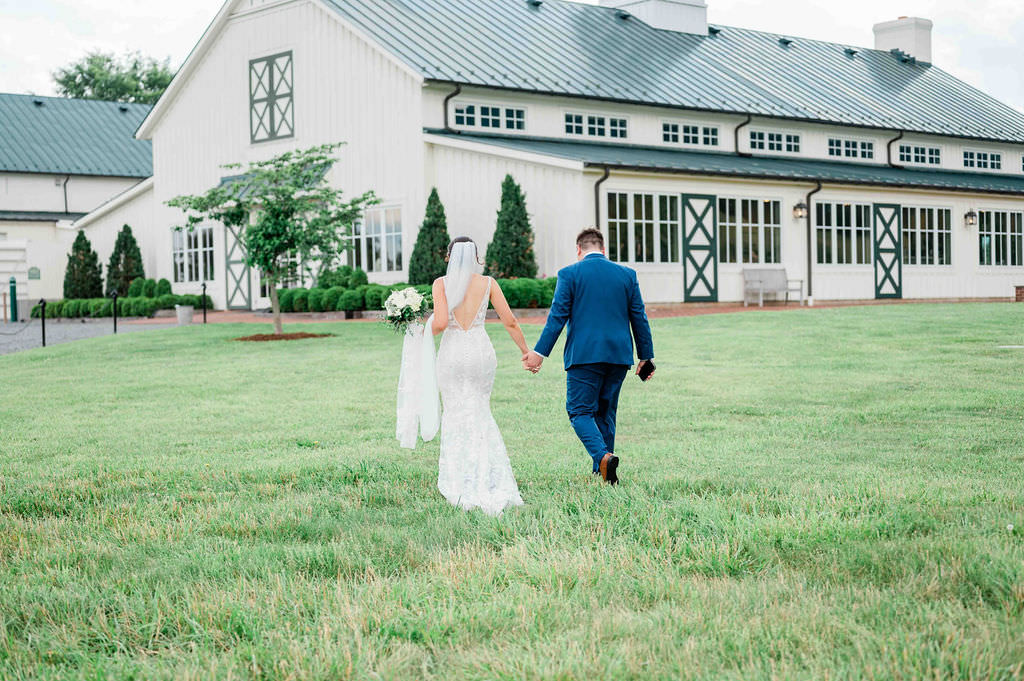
[384,287,430,335]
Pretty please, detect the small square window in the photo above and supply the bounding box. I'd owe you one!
[703,127,719,146]
[504,108,525,130]
[588,115,606,137]
[455,104,476,127]
[928,148,941,165]
[609,118,627,139]
[828,139,842,157]
[899,145,912,163]
[750,131,765,150]
[786,134,801,153]
[767,133,783,151]
[844,140,858,158]
[565,113,583,135]
[860,142,874,159]
[683,125,700,145]
[480,106,501,128]
[663,122,679,143]
[992,153,1002,170]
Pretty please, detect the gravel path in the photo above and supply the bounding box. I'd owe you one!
[0,319,178,356]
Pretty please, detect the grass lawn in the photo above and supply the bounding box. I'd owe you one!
[1,303,1023,680]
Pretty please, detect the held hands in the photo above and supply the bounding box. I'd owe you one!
[522,350,544,374]
[636,360,656,381]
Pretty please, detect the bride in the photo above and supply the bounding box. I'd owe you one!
[397,237,526,516]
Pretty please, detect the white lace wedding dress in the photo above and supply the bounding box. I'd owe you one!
[435,277,524,516]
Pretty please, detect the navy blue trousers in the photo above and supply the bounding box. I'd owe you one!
[566,363,629,472]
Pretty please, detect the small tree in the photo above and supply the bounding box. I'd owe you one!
[167,143,377,335]
[485,175,538,279]
[53,51,174,105]
[407,188,452,285]
[106,225,145,296]
[63,231,104,299]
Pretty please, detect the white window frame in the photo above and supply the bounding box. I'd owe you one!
[901,206,953,267]
[605,191,682,266]
[346,205,404,273]
[172,227,215,283]
[587,115,607,137]
[814,202,873,266]
[828,137,875,160]
[751,130,800,155]
[608,117,628,139]
[963,149,1002,170]
[453,103,476,127]
[662,122,679,143]
[978,209,1024,267]
[899,144,942,166]
[717,196,783,265]
[479,105,502,129]
[504,107,526,131]
[564,112,584,135]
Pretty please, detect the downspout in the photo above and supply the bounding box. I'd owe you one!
[593,165,611,227]
[886,130,905,168]
[62,175,70,214]
[805,181,823,306]
[734,114,753,158]
[442,83,462,133]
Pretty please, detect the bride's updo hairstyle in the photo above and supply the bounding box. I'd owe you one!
[446,236,483,265]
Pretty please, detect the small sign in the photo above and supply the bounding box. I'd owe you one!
[27,267,40,280]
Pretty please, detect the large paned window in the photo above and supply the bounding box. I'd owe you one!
[815,202,872,265]
[718,198,782,264]
[901,207,952,266]
[347,206,403,273]
[964,151,1002,170]
[828,138,874,159]
[172,227,215,283]
[899,144,941,166]
[605,192,681,265]
[249,51,294,143]
[979,210,1024,267]
[664,122,719,147]
[753,131,799,153]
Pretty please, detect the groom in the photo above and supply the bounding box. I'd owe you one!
[524,228,655,485]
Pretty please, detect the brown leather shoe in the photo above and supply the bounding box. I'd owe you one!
[599,452,619,485]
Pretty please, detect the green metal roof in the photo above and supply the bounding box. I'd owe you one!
[430,130,1024,196]
[0,210,87,222]
[324,0,1024,144]
[0,94,152,177]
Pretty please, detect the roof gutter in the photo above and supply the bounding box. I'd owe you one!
[593,166,611,227]
[886,130,905,169]
[443,83,463,134]
[734,114,753,158]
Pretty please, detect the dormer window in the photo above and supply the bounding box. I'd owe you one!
[828,138,874,159]
[663,123,679,143]
[752,131,800,153]
[587,115,606,137]
[480,106,501,128]
[565,113,584,135]
[454,104,476,126]
[505,108,526,130]
[964,150,1001,170]
[609,118,628,139]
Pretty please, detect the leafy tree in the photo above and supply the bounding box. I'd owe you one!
[106,225,145,296]
[168,143,377,335]
[63,231,104,299]
[485,175,538,279]
[407,188,452,285]
[53,51,174,105]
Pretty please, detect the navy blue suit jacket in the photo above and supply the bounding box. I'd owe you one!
[534,253,655,369]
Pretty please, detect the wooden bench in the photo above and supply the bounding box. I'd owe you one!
[742,268,804,307]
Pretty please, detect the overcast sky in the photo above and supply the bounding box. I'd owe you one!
[1,0,1022,112]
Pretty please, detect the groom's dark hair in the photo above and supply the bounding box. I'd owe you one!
[576,228,604,251]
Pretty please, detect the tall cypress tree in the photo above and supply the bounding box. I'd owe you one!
[485,175,537,279]
[63,231,104,299]
[407,188,452,285]
[106,224,145,296]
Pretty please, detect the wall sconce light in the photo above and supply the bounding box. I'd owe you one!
[965,210,978,228]
[793,202,808,220]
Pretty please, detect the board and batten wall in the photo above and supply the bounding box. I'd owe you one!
[146,0,426,309]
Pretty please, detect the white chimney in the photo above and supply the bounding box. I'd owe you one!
[600,0,709,35]
[873,16,933,63]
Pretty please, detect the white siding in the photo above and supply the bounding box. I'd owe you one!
[0,172,141,214]
[147,0,425,308]
[79,183,158,289]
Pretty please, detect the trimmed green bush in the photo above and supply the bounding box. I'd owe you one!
[496,279,516,307]
[127,278,145,297]
[348,268,368,288]
[135,298,158,318]
[364,284,390,311]
[292,288,310,313]
[142,279,157,298]
[278,289,295,313]
[30,304,41,318]
[156,278,172,296]
[156,294,178,310]
[44,300,62,318]
[317,265,352,290]
[308,288,326,312]
[179,294,200,308]
[119,298,135,317]
[62,300,79,318]
[538,278,556,308]
[485,175,538,279]
[64,231,104,299]
[338,289,364,312]
[323,286,345,312]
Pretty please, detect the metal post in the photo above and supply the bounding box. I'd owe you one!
[9,277,17,323]
[2,291,7,323]
[39,299,46,347]
[201,282,207,324]
[112,291,118,334]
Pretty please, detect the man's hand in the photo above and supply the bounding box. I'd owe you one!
[523,350,544,374]
[636,359,655,381]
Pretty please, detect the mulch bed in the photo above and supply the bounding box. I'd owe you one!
[232,332,335,342]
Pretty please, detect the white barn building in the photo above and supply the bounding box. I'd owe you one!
[1,95,152,317]
[74,0,1024,309]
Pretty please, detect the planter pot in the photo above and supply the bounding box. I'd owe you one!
[175,305,194,326]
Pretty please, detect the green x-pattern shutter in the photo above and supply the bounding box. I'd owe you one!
[873,203,902,299]
[225,224,252,310]
[249,51,294,144]
[681,194,719,302]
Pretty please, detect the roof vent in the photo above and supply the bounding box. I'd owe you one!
[615,9,631,19]
[118,105,129,112]
[525,0,542,6]
[33,99,43,107]
[844,47,858,57]
[779,37,794,46]
[708,26,721,35]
